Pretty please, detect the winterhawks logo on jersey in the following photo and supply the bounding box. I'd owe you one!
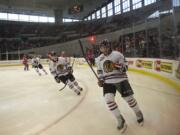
[103,60,114,73]
[57,64,64,71]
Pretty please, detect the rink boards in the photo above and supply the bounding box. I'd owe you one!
[0,57,179,91]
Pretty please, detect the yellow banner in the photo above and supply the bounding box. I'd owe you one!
[143,61,153,69]
[136,60,143,68]
[175,63,180,79]
[160,62,173,73]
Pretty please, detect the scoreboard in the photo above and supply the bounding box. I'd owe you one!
[68,5,83,14]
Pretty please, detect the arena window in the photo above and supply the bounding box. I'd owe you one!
[0,12,8,20]
[148,11,159,19]
[122,0,130,13]
[96,10,100,19]
[0,11,55,23]
[173,0,180,7]
[19,14,29,22]
[72,19,80,22]
[88,16,91,20]
[114,0,121,15]
[101,6,107,18]
[92,13,95,20]
[29,15,39,22]
[63,18,73,22]
[132,0,142,10]
[48,17,55,23]
[107,2,113,17]
[144,0,156,6]
[39,16,48,23]
[8,13,19,21]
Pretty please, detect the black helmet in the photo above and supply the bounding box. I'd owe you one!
[51,51,56,56]
[48,51,58,62]
[48,51,56,56]
[99,39,111,48]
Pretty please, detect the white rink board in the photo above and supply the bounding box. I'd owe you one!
[126,58,180,84]
[0,57,179,84]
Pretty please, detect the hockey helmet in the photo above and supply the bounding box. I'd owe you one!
[48,51,58,62]
[48,51,56,56]
[99,39,111,48]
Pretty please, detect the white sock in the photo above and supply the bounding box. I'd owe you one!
[67,80,80,94]
[35,68,41,75]
[105,93,123,124]
[42,69,48,74]
[72,80,82,90]
[123,95,141,116]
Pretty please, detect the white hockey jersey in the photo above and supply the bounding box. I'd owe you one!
[32,57,40,66]
[49,57,71,77]
[96,51,128,84]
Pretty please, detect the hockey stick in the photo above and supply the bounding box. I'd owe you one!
[59,57,76,91]
[59,84,67,91]
[78,40,99,80]
[71,56,76,68]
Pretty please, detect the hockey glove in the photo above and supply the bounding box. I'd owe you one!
[113,63,128,73]
[54,76,61,83]
[67,66,73,73]
[118,65,128,73]
[113,63,123,70]
[98,80,104,87]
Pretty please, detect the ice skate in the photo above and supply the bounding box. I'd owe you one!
[136,111,144,126]
[79,87,83,91]
[117,115,127,133]
[75,90,81,95]
[76,91,81,95]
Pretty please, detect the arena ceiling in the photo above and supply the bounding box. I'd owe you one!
[0,0,107,19]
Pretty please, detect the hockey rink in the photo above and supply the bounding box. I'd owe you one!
[0,65,180,135]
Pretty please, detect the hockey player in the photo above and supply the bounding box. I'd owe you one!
[86,49,95,66]
[60,51,71,65]
[31,55,48,76]
[96,39,144,133]
[22,54,29,71]
[48,51,83,95]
